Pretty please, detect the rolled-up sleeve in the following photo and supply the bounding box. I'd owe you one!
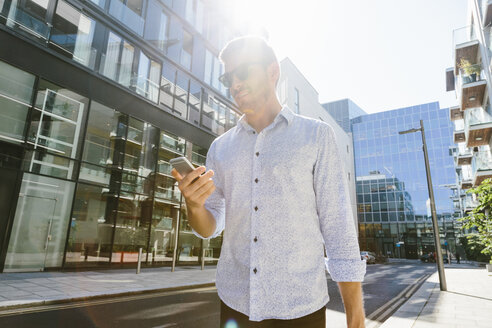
[314,123,366,282]
[191,141,225,240]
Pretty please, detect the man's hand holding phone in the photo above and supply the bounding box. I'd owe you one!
[171,159,215,210]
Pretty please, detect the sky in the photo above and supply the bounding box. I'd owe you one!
[225,0,469,115]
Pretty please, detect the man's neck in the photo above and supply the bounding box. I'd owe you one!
[244,100,283,133]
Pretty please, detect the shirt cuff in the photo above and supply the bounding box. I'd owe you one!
[326,258,366,282]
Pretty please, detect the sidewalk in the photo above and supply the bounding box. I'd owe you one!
[381,263,492,328]
[0,266,216,310]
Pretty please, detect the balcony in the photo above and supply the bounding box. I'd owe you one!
[449,105,463,121]
[456,64,487,111]
[463,194,479,214]
[472,150,492,186]
[453,26,479,75]
[455,147,473,166]
[453,119,466,143]
[464,106,492,147]
[461,179,474,189]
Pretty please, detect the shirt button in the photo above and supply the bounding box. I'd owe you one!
[254,237,258,242]
[255,152,259,157]
[252,131,256,134]
[253,268,257,274]
[254,178,258,183]
[254,206,258,211]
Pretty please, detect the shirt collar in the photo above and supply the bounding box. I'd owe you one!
[236,106,294,132]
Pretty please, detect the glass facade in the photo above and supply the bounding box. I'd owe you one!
[352,102,461,259]
[0,0,240,272]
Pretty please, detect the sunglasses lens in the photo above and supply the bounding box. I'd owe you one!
[219,74,232,88]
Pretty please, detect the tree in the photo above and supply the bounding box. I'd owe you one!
[459,178,492,263]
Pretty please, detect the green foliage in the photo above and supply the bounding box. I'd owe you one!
[459,236,490,262]
[458,178,492,261]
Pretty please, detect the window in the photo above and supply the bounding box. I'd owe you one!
[0,60,35,144]
[109,0,145,36]
[294,88,300,114]
[157,11,169,51]
[204,49,213,85]
[184,0,204,33]
[81,101,127,170]
[51,0,97,69]
[134,52,161,103]
[181,30,193,70]
[27,79,89,162]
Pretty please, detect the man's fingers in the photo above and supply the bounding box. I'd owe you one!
[195,182,216,204]
[187,170,214,195]
[171,168,183,181]
[181,166,206,187]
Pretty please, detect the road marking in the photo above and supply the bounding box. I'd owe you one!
[364,273,431,328]
[0,286,218,317]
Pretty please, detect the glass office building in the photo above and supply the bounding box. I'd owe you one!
[351,102,461,259]
[0,0,240,272]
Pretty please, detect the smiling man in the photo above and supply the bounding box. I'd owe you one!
[171,36,366,328]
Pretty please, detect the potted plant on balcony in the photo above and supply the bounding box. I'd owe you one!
[459,58,481,83]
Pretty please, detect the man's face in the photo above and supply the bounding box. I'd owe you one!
[222,53,275,114]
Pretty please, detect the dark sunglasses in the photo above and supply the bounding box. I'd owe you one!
[219,62,266,88]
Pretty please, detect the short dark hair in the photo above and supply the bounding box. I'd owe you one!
[219,35,278,66]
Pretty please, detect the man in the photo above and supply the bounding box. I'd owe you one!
[172,36,366,328]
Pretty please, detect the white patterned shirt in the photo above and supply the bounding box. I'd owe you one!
[192,106,366,321]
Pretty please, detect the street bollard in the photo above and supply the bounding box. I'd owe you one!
[136,247,142,274]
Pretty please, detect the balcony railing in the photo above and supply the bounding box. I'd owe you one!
[155,188,181,202]
[108,0,144,36]
[455,146,473,166]
[191,152,206,166]
[131,75,159,104]
[472,150,492,186]
[1,6,51,41]
[453,119,466,143]
[464,106,492,147]
[463,194,479,213]
[453,25,479,74]
[160,133,185,154]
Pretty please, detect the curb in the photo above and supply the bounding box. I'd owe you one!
[379,272,438,328]
[0,282,216,314]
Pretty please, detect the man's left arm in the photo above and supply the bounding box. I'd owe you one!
[338,282,365,328]
[313,124,366,327]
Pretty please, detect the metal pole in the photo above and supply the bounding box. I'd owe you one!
[137,247,142,274]
[420,120,447,291]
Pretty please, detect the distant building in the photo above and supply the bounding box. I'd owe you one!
[348,101,459,259]
[278,57,358,227]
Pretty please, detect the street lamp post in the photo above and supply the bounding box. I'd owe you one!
[399,119,447,291]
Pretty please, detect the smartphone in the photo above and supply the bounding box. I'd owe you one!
[170,157,195,177]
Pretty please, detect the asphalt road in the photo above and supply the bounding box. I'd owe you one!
[0,260,437,328]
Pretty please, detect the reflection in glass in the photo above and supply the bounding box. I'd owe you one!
[51,0,97,69]
[0,59,35,105]
[65,183,114,265]
[4,0,51,39]
[83,101,127,168]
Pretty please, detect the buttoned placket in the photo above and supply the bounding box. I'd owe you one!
[247,117,284,318]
